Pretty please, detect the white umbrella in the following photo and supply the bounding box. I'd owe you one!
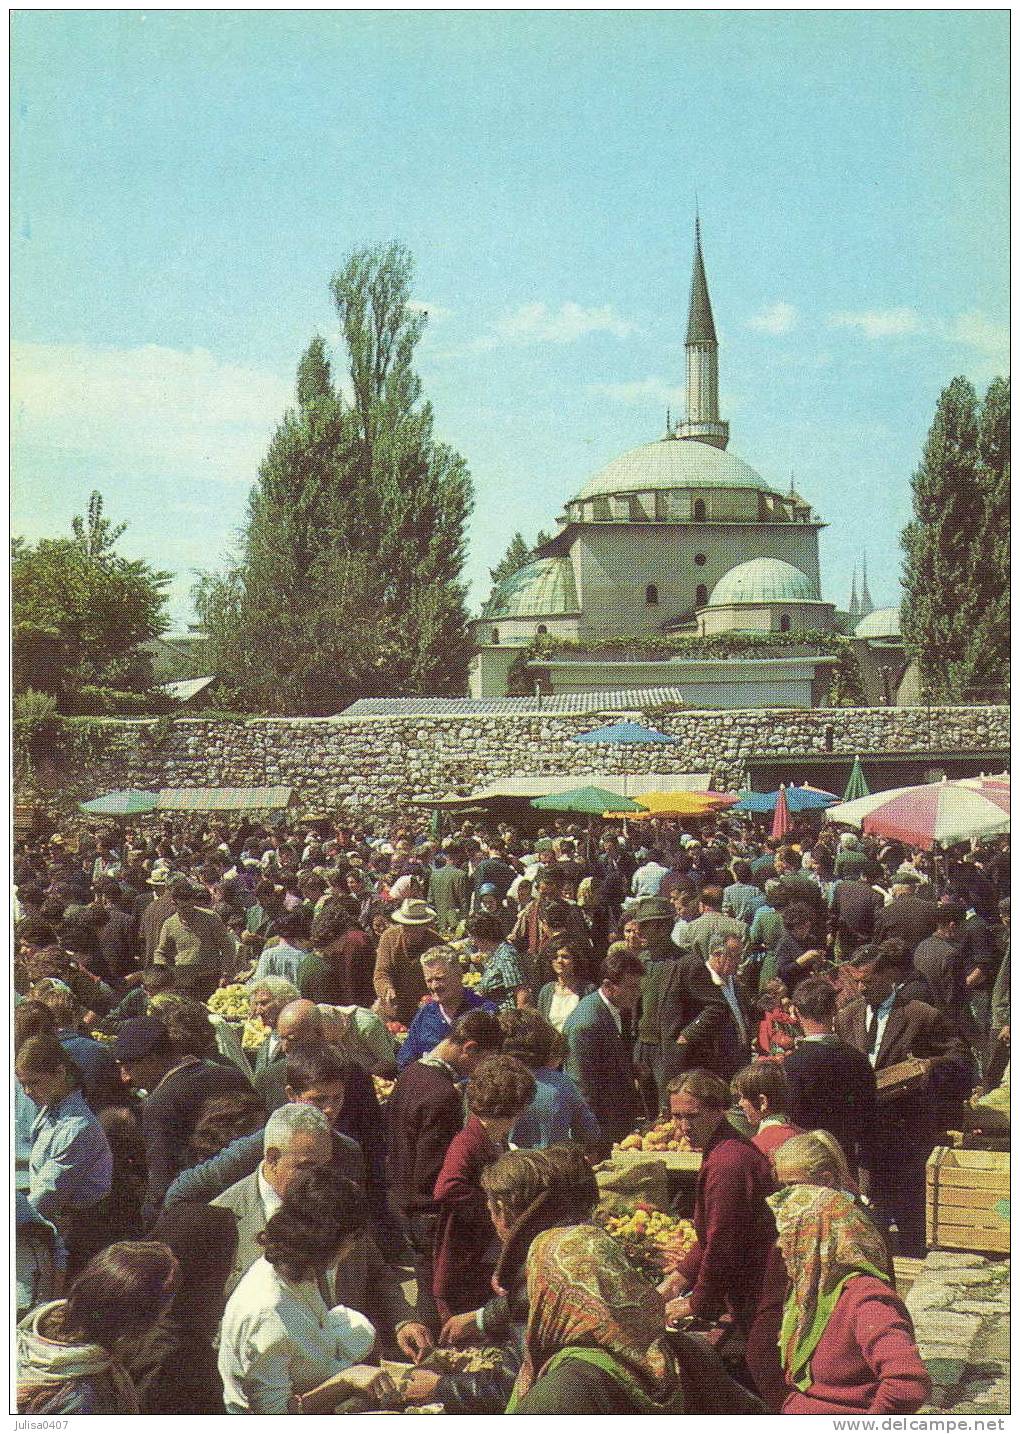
[826,779,1009,851]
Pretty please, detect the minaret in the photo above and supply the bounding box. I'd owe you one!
[848,568,861,627]
[859,552,875,618]
[675,217,730,450]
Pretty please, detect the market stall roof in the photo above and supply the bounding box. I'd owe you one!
[411,772,713,807]
[80,789,159,816]
[155,786,296,812]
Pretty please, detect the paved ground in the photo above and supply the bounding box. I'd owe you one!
[907,1252,1010,1414]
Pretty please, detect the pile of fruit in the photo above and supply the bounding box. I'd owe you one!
[241,1017,271,1052]
[373,1075,396,1103]
[597,1203,698,1281]
[207,984,253,1022]
[614,1119,692,1154]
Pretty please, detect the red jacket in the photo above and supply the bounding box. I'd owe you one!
[782,1276,930,1415]
[431,1114,501,1322]
[752,1120,804,1159]
[678,1119,775,1323]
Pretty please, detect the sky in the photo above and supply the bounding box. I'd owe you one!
[11,10,1010,631]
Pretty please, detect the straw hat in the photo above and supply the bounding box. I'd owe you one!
[392,898,437,926]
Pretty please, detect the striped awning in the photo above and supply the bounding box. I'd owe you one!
[155,787,295,812]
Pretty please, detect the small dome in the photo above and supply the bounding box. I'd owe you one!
[707,558,818,607]
[572,437,777,502]
[481,556,580,620]
[855,606,901,639]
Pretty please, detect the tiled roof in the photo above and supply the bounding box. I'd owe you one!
[340,688,689,718]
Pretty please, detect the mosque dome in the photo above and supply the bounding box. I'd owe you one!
[572,437,777,503]
[480,555,580,620]
[854,606,901,639]
[707,558,818,607]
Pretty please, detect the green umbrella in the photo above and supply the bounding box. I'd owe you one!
[530,785,647,815]
[79,789,159,817]
[842,755,870,803]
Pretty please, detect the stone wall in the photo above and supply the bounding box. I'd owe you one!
[22,704,1009,819]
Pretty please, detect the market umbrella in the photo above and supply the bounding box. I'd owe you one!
[735,786,839,814]
[571,721,680,746]
[79,789,159,817]
[770,785,792,840]
[613,789,740,819]
[842,755,871,803]
[826,780,1009,851]
[530,786,648,815]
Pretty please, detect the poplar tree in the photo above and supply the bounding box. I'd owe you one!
[901,375,1010,702]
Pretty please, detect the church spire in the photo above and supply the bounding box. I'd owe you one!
[859,551,874,618]
[676,216,730,450]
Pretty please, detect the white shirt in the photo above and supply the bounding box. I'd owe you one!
[671,917,691,947]
[257,1166,283,1222]
[218,1256,375,1414]
[597,988,624,1035]
[547,985,582,1033]
[631,861,669,898]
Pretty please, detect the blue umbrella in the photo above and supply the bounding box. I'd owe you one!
[571,721,679,746]
[735,786,839,814]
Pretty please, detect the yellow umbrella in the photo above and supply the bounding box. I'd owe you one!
[604,790,737,819]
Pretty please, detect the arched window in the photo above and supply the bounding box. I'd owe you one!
[537,624,548,635]
[695,583,708,607]
[693,498,707,522]
[491,628,500,645]
[645,584,659,606]
[779,613,791,633]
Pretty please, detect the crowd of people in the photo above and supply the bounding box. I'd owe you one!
[12,801,1009,1415]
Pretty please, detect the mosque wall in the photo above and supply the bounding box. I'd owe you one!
[27,704,1009,820]
[575,523,821,635]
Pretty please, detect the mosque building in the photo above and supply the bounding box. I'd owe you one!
[468,222,842,708]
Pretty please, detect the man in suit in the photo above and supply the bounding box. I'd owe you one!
[563,950,644,1146]
[680,886,745,963]
[249,977,302,1076]
[836,942,971,1255]
[661,933,754,1087]
[830,877,884,959]
[252,998,326,1106]
[427,848,471,933]
[631,897,687,1115]
[873,879,939,957]
[211,1103,432,1361]
[785,976,877,1175]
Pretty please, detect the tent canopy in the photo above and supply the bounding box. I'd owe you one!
[155,786,296,812]
[79,789,159,817]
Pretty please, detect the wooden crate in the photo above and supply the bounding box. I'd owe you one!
[926,1146,1010,1255]
[876,1056,929,1103]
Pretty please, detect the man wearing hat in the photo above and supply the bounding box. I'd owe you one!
[373,899,442,1026]
[139,866,177,964]
[113,1015,255,1221]
[631,896,687,1115]
[153,878,238,1001]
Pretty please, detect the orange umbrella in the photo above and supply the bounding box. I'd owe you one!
[770,785,792,840]
[604,790,738,819]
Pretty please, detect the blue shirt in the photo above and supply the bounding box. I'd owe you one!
[510,1068,601,1149]
[27,1088,113,1225]
[396,990,496,1070]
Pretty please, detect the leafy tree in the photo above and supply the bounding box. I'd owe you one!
[901,376,1010,702]
[488,528,555,588]
[12,493,170,711]
[197,243,474,712]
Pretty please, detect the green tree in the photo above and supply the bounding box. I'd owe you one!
[197,243,474,711]
[12,493,170,711]
[901,375,1010,702]
[488,529,555,589]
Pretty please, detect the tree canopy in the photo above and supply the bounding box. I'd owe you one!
[488,528,554,589]
[12,492,170,712]
[196,242,474,714]
[901,375,1010,703]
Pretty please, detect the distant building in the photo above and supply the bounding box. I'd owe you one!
[469,221,837,707]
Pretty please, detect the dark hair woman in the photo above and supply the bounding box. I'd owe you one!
[217,1166,392,1415]
[16,1240,179,1414]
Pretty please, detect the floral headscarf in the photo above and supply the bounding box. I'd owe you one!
[767,1183,893,1392]
[507,1223,682,1412]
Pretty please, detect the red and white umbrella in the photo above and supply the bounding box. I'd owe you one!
[826,779,1009,851]
[770,785,792,841]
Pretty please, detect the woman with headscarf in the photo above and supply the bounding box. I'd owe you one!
[505,1223,686,1414]
[766,1184,929,1414]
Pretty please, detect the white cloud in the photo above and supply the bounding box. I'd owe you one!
[492,300,635,344]
[748,301,798,335]
[827,307,923,339]
[949,310,1009,361]
[587,377,677,408]
[11,341,292,485]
